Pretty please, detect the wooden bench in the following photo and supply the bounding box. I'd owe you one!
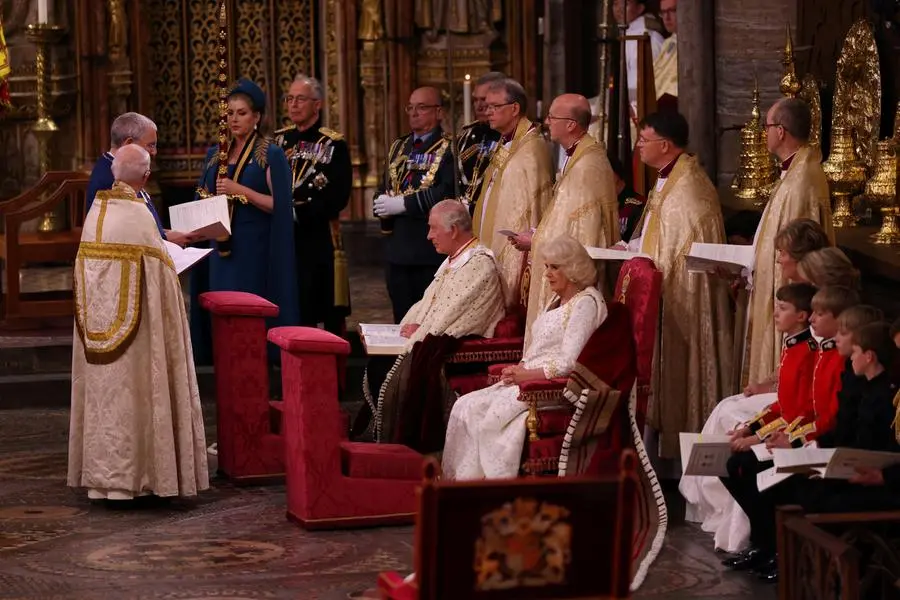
[0,171,89,324]
[776,505,900,600]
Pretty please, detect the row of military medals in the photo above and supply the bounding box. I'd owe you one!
[291,141,335,200]
[458,129,500,209]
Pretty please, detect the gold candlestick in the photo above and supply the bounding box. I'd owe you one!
[25,23,66,233]
[731,78,778,208]
[822,126,867,228]
[866,139,900,245]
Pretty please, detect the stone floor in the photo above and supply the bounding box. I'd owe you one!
[0,410,778,600]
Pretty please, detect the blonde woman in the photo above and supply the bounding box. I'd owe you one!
[441,234,607,480]
[797,246,861,290]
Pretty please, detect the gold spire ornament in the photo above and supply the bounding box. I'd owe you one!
[865,139,900,245]
[731,78,778,209]
[779,24,801,98]
[822,126,867,228]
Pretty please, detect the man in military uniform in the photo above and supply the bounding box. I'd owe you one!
[456,72,505,214]
[374,86,456,323]
[275,74,352,335]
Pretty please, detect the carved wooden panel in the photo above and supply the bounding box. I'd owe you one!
[144,0,315,184]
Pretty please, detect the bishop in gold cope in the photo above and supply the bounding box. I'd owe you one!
[743,98,833,388]
[472,78,553,308]
[628,111,733,459]
[511,93,620,340]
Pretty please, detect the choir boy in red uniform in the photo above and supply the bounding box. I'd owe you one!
[720,285,860,578]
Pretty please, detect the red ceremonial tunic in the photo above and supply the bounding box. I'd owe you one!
[804,338,845,442]
[749,329,816,438]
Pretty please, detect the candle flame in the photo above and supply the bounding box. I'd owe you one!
[464,74,471,81]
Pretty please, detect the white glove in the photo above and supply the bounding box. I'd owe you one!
[374,194,406,217]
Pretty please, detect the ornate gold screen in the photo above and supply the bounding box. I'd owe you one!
[146,0,315,185]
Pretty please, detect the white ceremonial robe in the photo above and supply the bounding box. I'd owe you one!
[400,241,506,348]
[67,182,209,499]
[442,287,607,480]
[678,391,775,552]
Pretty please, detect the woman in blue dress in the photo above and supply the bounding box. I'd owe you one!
[190,78,299,364]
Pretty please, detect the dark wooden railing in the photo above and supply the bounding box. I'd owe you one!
[0,171,89,323]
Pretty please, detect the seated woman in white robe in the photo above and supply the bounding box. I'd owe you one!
[442,234,608,480]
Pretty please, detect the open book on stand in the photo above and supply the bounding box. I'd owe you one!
[168,195,231,241]
[358,324,408,356]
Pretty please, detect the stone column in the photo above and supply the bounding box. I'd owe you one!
[714,0,798,204]
[677,0,717,181]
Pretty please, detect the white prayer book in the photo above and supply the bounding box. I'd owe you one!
[679,432,733,477]
[163,241,214,275]
[585,246,652,262]
[358,323,407,356]
[756,466,794,491]
[168,195,231,241]
[774,447,900,480]
[751,443,774,463]
[685,242,755,275]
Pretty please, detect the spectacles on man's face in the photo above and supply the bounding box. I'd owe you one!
[284,95,315,104]
[405,104,441,114]
[660,7,676,17]
[764,122,783,130]
[545,114,576,123]
[485,102,514,114]
[636,136,666,146]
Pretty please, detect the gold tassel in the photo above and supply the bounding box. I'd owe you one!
[331,220,350,307]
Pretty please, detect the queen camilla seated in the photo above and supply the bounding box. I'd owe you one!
[441,234,608,480]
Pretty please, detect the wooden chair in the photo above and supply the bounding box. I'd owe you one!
[776,505,900,600]
[0,171,90,322]
[378,451,640,599]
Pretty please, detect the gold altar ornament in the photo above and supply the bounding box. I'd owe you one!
[832,18,882,170]
[798,75,822,149]
[26,22,67,233]
[779,24,800,99]
[731,78,778,209]
[822,126,867,228]
[865,139,900,245]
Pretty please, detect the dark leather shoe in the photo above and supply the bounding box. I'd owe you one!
[722,547,771,571]
[754,556,778,582]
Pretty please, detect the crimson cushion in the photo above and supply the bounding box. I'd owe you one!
[268,326,351,355]
[340,441,423,480]
[200,291,280,317]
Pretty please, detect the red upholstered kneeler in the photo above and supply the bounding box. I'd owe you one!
[269,326,422,529]
[200,291,284,483]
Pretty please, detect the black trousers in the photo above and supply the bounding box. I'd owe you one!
[386,263,439,324]
[720,451,779,553]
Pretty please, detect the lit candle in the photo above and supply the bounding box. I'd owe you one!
[463,74,473,124]
[37,0,49,23]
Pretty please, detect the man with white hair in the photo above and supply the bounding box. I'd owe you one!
[354,199,506,447]
[86,112,194,247]
[68,144,209,505]
[275,74,353,335]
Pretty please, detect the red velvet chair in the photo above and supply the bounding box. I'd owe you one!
[612,257,662,433]
[200,291,285,483]
[484,257,663,478]
[377,452,639,599]
[269,326,423,529]
[444,308,526,397]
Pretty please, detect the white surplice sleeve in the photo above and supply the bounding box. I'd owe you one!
[543,292,608,379]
